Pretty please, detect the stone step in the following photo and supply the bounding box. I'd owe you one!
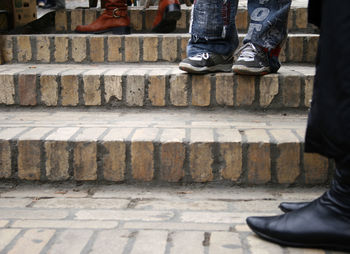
[0,63,314,110]
[0,33,318,64]
[0,109,332,185]
[52,6,317,34]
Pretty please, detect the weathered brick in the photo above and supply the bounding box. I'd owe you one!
[70,9,83,31]
[288,36,304,62]
[17,36,32,62]
[245,129,271,184]
[281,74,301,107]
[125,36,140,62]
[72,36,87,62]
[131,230,167,254]
[90,230,129,254]
[236,9,248,30]
[217,129,242,181]
[170,232,205,254]
[54,36,69,63]
[304,153,329,184]
[12,220,119,229]
[45,141,70,181]
[0,74,15,105]
[104,70,124,103]
[40,73,58,106]
[295,8,308,29]
[0,229,21,251]
[18,140,41,180]
[83,71,103,106]
[148,75,166,106]
[170,74,188,106]
[130,9,142,31]
[162,35,177,62]
[101,128,131,182]
[145,9,157,30]
[143,36,158,62]
[107,36,122,62]
[304,76,314,107]
[61,70,81,106]
[18,74,37,106]
[192,75,211,106]
[235,75,255,106]
[259,74,279,108]
[216,73,234,106]
[74,142,97,180]
[176,9,187,29]
[0,141,11,178]
[160,129,186,182]
[45,127,78,181]
[90,36,104,62]
[190,129,214,182]
[84,9,96,25]
[270,130,300,184]
[0,35,14,62]
[55,9,67,32]
[36,36,50,63]
[209,232,242,254]
[131,128,158,181]
[180,36,188,60]
[126,75,145,106]
[47,230,92,254]
[305,35,318,63]
[7,229,55,254]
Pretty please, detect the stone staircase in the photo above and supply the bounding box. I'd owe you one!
[0,4,333,185]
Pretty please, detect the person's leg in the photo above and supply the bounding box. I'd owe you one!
[179,0,239,73]
[233,0,291,75]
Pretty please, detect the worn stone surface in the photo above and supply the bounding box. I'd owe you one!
[192,75,211,106]
[18,74,37,106]
[45,141,70,181]
[126,75,145,106]
[162,36,177,62]
[74,142,97,181]
[143,36,158,62]
[102,141,126,182]
[18,140,41,180]
[235,75,255,106]
[40,74,58,106]
[54,36,69,63]
[148,75,166,106]
[216,74,234,106]
[83,74,101,106]
[170,74,188,106]
[90,37,105,63]
[107,36,123,62]
[61,71,80,106]
[0,141,11,178]
[36,36,51,63]
[104,72,123,103]
[0,75,15,105]
[72,36,87,62]
[131,142,154,181]
[259,75,279,108]
[17,36,32,62]
[125,36,140,62]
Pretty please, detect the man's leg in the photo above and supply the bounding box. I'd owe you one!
[233,0,291,75]
[179,0,239,74]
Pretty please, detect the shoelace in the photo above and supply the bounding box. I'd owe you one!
[235,43,257,59]
[190,52,210,60]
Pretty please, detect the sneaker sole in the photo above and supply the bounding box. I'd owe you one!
[232,64,270,76]
[179,62,233,74]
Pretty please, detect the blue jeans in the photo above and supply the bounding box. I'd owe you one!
[187,0,291,72]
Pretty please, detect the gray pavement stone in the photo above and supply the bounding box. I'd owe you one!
[0,184,336,254]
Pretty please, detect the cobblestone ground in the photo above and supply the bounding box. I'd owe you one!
[0,183,345,254]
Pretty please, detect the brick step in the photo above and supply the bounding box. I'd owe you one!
[0,33,318,64]
[0,109,332,185]
[0,63,314,109]
[52,6,317,34]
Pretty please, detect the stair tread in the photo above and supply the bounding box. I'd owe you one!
[0,108,307,142]
[0,63,315,76]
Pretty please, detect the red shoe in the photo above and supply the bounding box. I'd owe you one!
[75,0,130,34]
[152,0,181,33]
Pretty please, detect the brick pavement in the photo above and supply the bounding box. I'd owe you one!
[0,183,342,254]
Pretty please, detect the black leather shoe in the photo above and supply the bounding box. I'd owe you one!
[278,201,309,213]
[247,193,350,252]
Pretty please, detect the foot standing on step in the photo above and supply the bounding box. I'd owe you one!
[246,0,350,252]
[179,0,291,75]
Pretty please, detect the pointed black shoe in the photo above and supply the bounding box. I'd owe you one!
[247,166,350,252]
[278,201,309,213]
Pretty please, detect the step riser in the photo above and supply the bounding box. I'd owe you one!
[0,69,314,109]
[0,34,318,64]
[0,132,332,185]
[54,7,317,34]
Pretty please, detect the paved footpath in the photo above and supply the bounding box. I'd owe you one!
[0,183,345,254]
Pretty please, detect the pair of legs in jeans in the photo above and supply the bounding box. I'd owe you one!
[179,0,291,75]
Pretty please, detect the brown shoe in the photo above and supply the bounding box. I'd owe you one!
[75,0,130,34]
[152,0,181,33]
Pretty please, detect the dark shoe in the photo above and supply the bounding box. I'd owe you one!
[246,166,350,252]
[179,52,233,74]
[75,0,130,34]
[232,42,270,75]
[152,0,181,33]
[278,201,309,213]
